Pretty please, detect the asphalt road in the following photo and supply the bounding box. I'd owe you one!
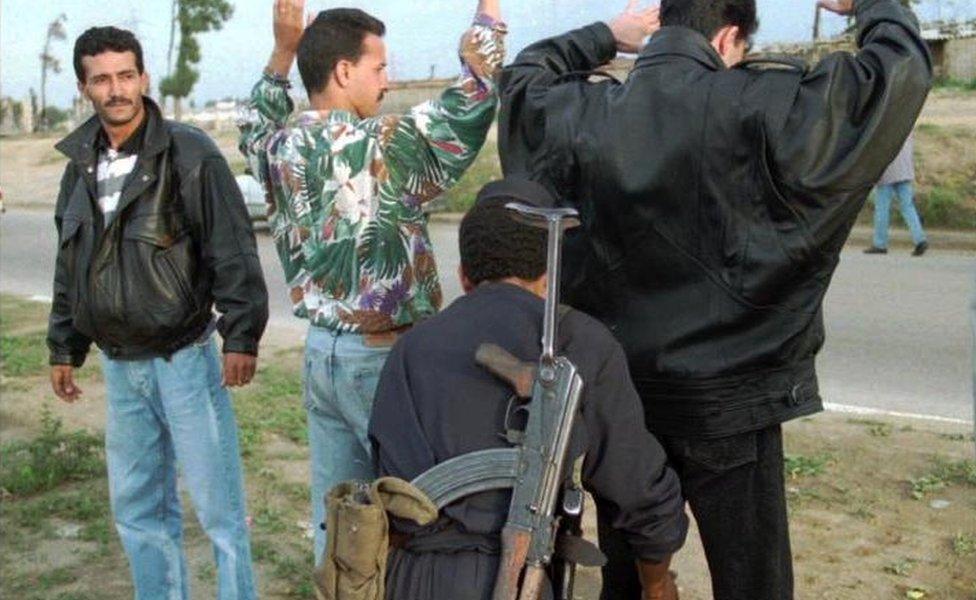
[2,209,973,422]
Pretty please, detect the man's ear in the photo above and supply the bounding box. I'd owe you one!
[334,59,352,88]
[459,265,475,294]
[76,79,89,101]
[711,24,741,59]
[140,72,150,95]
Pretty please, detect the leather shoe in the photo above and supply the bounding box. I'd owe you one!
[912,241,928,256]
[863,246,887,255]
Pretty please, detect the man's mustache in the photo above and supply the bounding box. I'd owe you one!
[105,98,133,107]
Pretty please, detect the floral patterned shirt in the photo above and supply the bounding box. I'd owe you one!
[239,16,505,333]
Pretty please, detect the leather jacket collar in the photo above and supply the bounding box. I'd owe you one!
[636,27,726,71]
[55,96,170,166]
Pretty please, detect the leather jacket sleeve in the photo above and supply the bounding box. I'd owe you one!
[499,22,617,178]
[189,156,269,356]
[47,163,92,367]
[764,0,932,245]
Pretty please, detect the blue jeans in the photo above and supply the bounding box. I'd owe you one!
[101,337,256,600]
[304,325,388,562]
[873,181,927,248]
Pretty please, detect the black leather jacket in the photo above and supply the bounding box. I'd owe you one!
[48,98,269,365]
[499,0,931,438]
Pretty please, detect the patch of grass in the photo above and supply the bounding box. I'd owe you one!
[8,483,109,527]
[883,558,917,577]
[0,408,105,496]
[0,295,50,332]
[933,76,976,91]
[252,503,289,534]
[917,185,976,229]
[952,532,976,557]
[931,457,976,487]
[234,362,306,457]
[251,539,315,598]
[938,432,975,442]
[906,456,976,500]
[847,418,895,437]
[784,453,833,479]
[197,561,216,582]
[434,139,502,213]
[908,474,946,500]
[1,330,50,378]
[38,567,78,589]
[849,505,876,520]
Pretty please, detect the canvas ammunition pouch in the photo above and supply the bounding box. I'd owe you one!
[314,477,438,600]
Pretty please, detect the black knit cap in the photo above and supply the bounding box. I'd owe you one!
[474,177,557,209]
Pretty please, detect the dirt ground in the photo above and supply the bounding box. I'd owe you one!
[1,295,973,600]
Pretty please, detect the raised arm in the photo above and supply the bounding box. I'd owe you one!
[370,1,507,204]
[238,0,304,173]
[498,1,658,177]
[767,0,932,204]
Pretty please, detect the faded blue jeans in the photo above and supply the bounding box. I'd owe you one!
[304,325,389,562]
[873,181,927,248]
[101,337,256,600]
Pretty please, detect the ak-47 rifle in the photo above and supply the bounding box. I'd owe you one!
[411,203,593,600]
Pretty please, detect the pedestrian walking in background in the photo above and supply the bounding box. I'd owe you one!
[865,132,929,256]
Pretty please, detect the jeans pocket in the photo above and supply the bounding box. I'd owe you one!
[682,432,758,474]
[303,349,326,413]
[350,355,386,413]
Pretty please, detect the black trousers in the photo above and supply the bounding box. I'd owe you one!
[599,424,793,600]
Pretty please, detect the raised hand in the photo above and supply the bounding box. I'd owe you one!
[817,0,855,16]
[608,0,660,54]
[273,0,307,55]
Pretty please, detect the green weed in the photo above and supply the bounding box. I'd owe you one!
[0,408,105,496]
[784,453,832,479]
[952,532,976,557]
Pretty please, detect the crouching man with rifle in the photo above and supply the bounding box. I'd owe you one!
[367,178,688,599]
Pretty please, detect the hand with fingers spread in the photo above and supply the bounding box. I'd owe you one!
[269,0,308,76]
[51,365,83,403]
[817,0,855,16]
[223,352,257,388]
[608,0,660,54]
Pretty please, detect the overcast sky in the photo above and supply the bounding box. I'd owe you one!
[1,0,971,107]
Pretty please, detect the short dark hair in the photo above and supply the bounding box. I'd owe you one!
[459,199,548,286]
[73,26,144,82]
[297,9,386,96]
[660,0,758,42]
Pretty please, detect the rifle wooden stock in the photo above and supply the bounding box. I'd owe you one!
[476,343,536,398]
[492,526,531,600]
[517,565,546,600]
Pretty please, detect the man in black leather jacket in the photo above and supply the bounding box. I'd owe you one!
[46,27,268,599]
[499,0,932,598]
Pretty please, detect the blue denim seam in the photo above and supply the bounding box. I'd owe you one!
[147,361,179,593]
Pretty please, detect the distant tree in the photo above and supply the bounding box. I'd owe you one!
[29,88,39,131]
[38,13,68,132]
[12,102,24,128]
[159,0,233,120]
[42,105,71,128]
